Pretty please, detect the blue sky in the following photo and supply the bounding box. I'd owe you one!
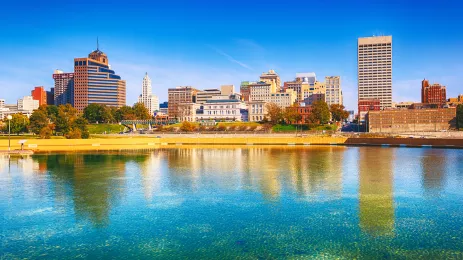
[1,0,462,111]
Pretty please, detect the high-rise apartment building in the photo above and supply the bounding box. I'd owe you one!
[421,79,446,105]
[325,76,343,106]
[53,70,74,106]
[260,70,281,91]
[138,73,159,115]
[73,45,126,111]
[47,88,54,105]
[358,36,392,112]
[167,86,199,119]
[31,86,47,106]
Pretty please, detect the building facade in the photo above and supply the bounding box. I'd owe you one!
[367,108,456,133]
[138,73,159,115]
[73,47,126,111]
[197,98,246,122]
[270,90,297,108]
[421,79,446,105]
[159,101,168,115]
[196,89,221,104]
[168,86,199,119]
[248,101,267,122]
[359,99,381,122]
[358,36,393,110]
[325,76,342,106]
[18,96,39,112]
[447,95,463,107]
[46,88,54,105]
[220,85,235,96]
[31,86,47,106]
[260,70,281,91]
[240,81,254,102]
[53,70,74,106]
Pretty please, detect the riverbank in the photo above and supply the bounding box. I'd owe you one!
[0,135,462,152]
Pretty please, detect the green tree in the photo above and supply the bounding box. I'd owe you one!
[46,105,59,122]
[8,113,30,135]
[457,104,463,130]
[101,105,115,123]
[330,104,349,122]
[29,109,49,135]
[83,103,103,123]
[308,100,330,125]
[116,106,136,120]
[133,102,151,120]
[283,106,302,124]
[265,103,283,125]
[56,104,78,135]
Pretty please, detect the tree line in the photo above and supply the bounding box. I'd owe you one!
[265,100,349,126]
[1,102,152,139]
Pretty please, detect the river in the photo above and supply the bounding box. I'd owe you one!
[1,146,462,258]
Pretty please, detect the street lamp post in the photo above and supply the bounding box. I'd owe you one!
[7,115,12,152]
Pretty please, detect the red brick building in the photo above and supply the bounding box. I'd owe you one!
[286,105,312,124]
[421,79,446,105]
[358,99,380,121]
[31,86,47,106]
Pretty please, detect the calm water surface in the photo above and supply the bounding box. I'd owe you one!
[1,146,463,259]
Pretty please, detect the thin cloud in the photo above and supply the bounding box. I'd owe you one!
[208,45,253,70]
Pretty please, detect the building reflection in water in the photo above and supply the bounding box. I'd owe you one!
[421,149,447,197]
[33,153,147,226]
[358,147,395,236]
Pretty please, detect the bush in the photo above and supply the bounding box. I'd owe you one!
[239,125,248,131]
[217,125,226,131]
[39,126,52,139]
[228,125,236,131]
[65,128,82,139]
[199,125,207,131]
[180,121,195,132]
[249,125,257,131]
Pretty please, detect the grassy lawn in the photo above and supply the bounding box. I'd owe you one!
[87,124,126,134]
[272,124,338,132]
[0,135,65,139]
[216,122,260,127]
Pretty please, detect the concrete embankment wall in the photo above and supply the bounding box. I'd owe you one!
[1,136,462,152]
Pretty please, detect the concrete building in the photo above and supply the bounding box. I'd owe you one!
[260,70,281,91]
[296,72,317,85]
[325,76,343,106]
[73,45,126,111]
[367,108,456,133]
[270,90,297,108]
[249,81,276,102]
[18,96,39,112]
[392,101,414,109]
[421,79,446,106]
[47,88,54,105]
[138,73,159,115]
[248,101,267,122]
[196,89,221,104]
[177,103,200,122]
[220,85,235,96]
[240,81,254,102]
[197,97,246,122]
[358,36,393,110]
[53,70,74,106]
[31,86,47,106]
[447,95,463,107]
[168,86,199,120]
[159,101,168,115]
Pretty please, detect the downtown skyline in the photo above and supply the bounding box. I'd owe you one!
[1,0,462,112]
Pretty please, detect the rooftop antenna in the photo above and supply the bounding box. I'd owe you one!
[97,37,99,51]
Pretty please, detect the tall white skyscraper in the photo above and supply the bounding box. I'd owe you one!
[138,73,159,116]
[358,36,392,110]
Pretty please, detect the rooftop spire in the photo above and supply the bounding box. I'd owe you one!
[97,37,99,51]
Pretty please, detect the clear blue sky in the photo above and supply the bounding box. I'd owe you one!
[1,0,462,111]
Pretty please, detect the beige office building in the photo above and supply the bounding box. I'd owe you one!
[358,36,392,110]
[167,86,199,119]
[260,70,281,92]
[325,76,342,106]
